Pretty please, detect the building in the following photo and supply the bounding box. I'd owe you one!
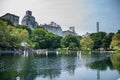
[96,22,99,32]
[1,13,19,26]
[62,27,77,37]
[42,21,62,36]
[69,27,75,33]
[82,32,91,37]
[21,10,38,29]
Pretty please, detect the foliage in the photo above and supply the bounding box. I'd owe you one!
[102,33,114,50]
[0,19,30,49]
[61,34,80,50]
[8,26,29,47]
[80,37,94,50]
[110,30,120,50]
[90,32,106,50]
[31,27,62,49]
[0,18,120,50]
[15,25,32,35]
[0,19,10,48]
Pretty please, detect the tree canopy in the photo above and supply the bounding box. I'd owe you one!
[0,18,120,50]
[0,19,29,49]
[110,30,120,50]
[90,32,106,50]
[80,37,94,50]
[61,34,80,50]
[102,33,114,50]
[31,27,62,49]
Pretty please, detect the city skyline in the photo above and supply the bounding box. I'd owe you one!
[0,0,120,35]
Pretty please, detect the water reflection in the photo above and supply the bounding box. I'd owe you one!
[0,55,26,79]
[32,56,61,80]
[61,53,77,75]
[86,57,113,80]
[110,53,120,71]
[0,52,120,80]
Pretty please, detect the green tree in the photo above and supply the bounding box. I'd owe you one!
[110,30,120,50]
[15,25,32,36]
[0,19,10,48]
[8,26,29,47]
[31,27,47,49]
[31,27,61,49]
[102,33,114,50]
[0,19,30,49]
[90,32,106,50]
[61,35,80,50]
[80,37,94,50]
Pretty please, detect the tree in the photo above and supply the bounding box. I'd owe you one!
[80,37,94,50]
[31,27,47,49]
[90,32,106,50]
[8,26,29,47]
[0,19,10,48]
[61,35,80,50]
[31,27,61,49]
[0,18,30,49]
[102,33,114,50]
[110,30,120,50]
[15,25,32,36]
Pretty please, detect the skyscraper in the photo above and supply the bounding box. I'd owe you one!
[96,22,99,32]
[21,10,38,29]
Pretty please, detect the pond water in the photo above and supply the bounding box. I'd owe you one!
[0,51,120,80]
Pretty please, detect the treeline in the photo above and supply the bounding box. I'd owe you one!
[0,18,120,50]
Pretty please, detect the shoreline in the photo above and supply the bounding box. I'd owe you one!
[0,49,117,55]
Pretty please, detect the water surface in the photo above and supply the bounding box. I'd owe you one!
[0,52,120,80]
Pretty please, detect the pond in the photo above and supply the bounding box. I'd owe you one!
[0,51,120,80]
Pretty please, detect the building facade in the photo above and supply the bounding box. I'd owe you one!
[42,21,62,36]
[1,13,19,26]
[96,22,99,32]
[62,27,77,37]
[82,32,91,37]
[21,10,38,29]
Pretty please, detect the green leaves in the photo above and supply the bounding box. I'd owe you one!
[0,19,11,48]
[61,34,80,50]
[80,37,94,50]
[0,19,29,48]
[110,31,120,50]
[0,17,120,50]
[90,32,106,50]
[31,27,61,49]
[8,26,29,47]
[102,33,114,49]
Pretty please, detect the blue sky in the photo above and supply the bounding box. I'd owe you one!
[0,0,120,35]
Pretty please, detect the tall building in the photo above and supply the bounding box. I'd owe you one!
[21,10,38,29]
[96,22,99,32]
[69,26,75,33]
[42,21,63,36]
[62,27,77,37]
[1,13,19,26]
